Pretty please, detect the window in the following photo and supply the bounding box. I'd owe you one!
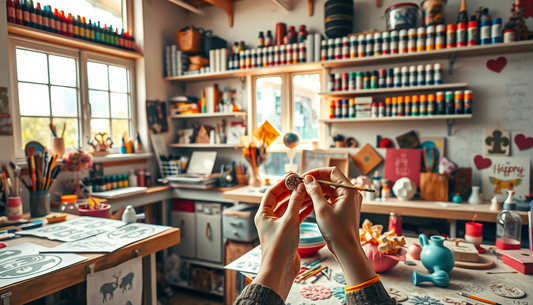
[292,73,320,141]
[255,76,282,132]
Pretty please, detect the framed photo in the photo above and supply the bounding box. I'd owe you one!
[146,100,168,134]
[300,150,349,174]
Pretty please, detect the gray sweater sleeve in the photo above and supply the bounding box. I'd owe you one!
[233,283,285,305]
[346,280,397,305]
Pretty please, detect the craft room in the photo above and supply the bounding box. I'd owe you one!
[0,0,532,304]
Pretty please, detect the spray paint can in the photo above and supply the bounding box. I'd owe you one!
[342,72,349,91]
[402,66,409,87]
[335,99,342,118]
[386,68,394,88]
[492,18,502,44]
[436,91,445,115]
[427,94,436,115]
[379,69,386,88]
[397,96,404,116]
[328,74,335,91]
[417,27,426,52]
[391,97,398,116]
[382,31,390,55]
[426,25,435,50]
[356,71,363,90]
[481,20,492,45]
[464,90,473,114]
[390,30,399,54]
[404,96,412,116]
[417,65,426,86]
[399,29,408,54]
[445,91,454,114]
[321,39,327,61]
[342,36,349,59]
[454,90,464,114]
[280,45,286,65]
[378,101,385,117]
[394,67,401,88]
[447,24,456,48]
[371,71,379,89]
[349,72,356,91]
[385,97,392,117]
[426,64,434,85]
[408,28,417,53]
[419,94,427,116]
[335,73,341,91]
[349,35,358,58]
[358,35,366,57]
[409,66,417,87]
[434,63,443,85]
[366,33,374,57]
[374,32,382,56]
[436,24,446,49]
[467,21,478,46]
[329,100,336,118]
[328,39,335,60]
[371,102,378,118]
[457,22,467,47]
[342,99,349,118]
[411,95,419,116]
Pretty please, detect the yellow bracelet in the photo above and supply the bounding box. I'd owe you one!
[344,275,380,293]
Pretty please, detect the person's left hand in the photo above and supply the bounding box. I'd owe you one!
[252,175,315,300]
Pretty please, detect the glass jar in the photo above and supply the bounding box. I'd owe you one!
[60,195,79,215]
[496,191,522,250]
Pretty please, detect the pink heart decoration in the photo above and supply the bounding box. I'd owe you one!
[473,155,492,170]
[514,134,533,151]
[486,57,507,73]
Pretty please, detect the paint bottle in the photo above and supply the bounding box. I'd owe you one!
[265,30,273,47]
[378,69,386,88]
[371,102,378,118]
[427,94,436,115]
[445,91,454,114]
[409,66,417,87]
[328,38,335,60]
[434,63,443,84]
[408,28,417,53]
[358,35,366,57]
[426,64,434,85]
[334,37,342,59]
[399,29,408,54]
[342,72,349,91]
[492,18,502,44]
[467,21,477,46]
[245,49,251,68]
[329,100,336,118]
[386,68,394,88]
[436,25,446,49]
[397,96,404,116]
[464,90,473,114]
[14,0,22,25]
[349,99,355,118]
[390,30,399,54]
[401,66,409,87]
[276,46,282,65]
[335,73,341,91]
[371,71,378,89]
[419,95,427,116]
[382,31,390,55]
[391,97,397,117]
[349,72,356,91]
[294,43,301,63]
[239,50,245,69]
[378,102,385,118]
[417,27,426,52]
[385,97,392,117]
[356,72,363,90]
[363,71,371,89]
[436,91,445,115]
[374,32,382,56]
[457,22,467,47]
[411,95,419,116]
[342,99,349,118]
[454,90,464,114]
[42,6,50,31]
[6,0,15,23]
[328,74,335,91]
[426,25,435,50]
[321,40,327,61]
[481,20,492,45]
[365,33,374,57]
[21,1,30,26]
[447,24,456,48]
[393,67,401,88]
[503,29,515,43]
[35,3,43,30]
[250,49,257,67]
[417,65,426,86]
[349,36,358,58]
[333,99,340,118]
[267,47,273,66]
[280,45,286,65]
[405,95,412,116]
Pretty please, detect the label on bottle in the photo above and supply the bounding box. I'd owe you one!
[23,11,29,21]
[61,22,67,32]
[8,7,15,19]
[16,9,22,20]
[68,24,73,34]
[30,13,36,24]
[257,38,264,48]
[265,37,272,46]
[36,14,42,25]
[481,26,491,40]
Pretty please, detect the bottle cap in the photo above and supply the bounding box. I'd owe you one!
[493,18,502,25]
[434,63,442,70]
[468,21,477,28]
[417,27,426,35]
[399,29,407,36]
[409,66,416,72]
[365,71,371,77]
[328,38,335,43]
[447,24,456,31]
[394,67,401,73]
[464,90,473,95]
[481,20,492,27]
[436,91,444,97]
[321,40,327,45]
[382,31,390,38]
[455,90,463,95]
[405,96,411,103]
[419,95,427,102]
[335,37,341,43]
[388,68,394,75]
[385,97,391,104]
[349,72,355,77]
[398,96,404,103]
[426,25,435,33]
[342,72,348,78]
[457,22,467,30]
[428,94,435,101]
[392,97,397,104]
[436,24,446,32]
[466,222,483,237]
[366,33,373,39]
[379,69,387,76]
[374,32,381,39]
[417,65,424,71]
[426,64,433,70]
[401,66,408,72]
[335,73,341,77]
[408,28,417,35]
[358,35,365,42]
[378,102,385,106]
[356,71,363,76]
[350,35,357,41]
[372,70,379,76]
[412,95,419,102]
[280,45,285,50]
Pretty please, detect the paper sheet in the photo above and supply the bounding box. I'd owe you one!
[224,245,262,274]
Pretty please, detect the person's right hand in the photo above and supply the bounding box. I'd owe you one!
[302,167,376,286]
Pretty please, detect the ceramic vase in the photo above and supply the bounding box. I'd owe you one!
[249,166,263,187]
[468,186,482,204]
[392,177,417,201]
[412,234,455,287]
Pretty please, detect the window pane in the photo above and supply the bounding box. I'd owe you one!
[109,66,128,93]
[256,77,282,132]
[51,86,78,117]
[88,62,109,90]
[90,119,110,136]
[20,117,50,148]
[263,152,302,177]
[293,74,320,141]
[89,90,110,118]
[52,118,79,148]
[37,0,123,30]
[49,55,77,87]
[16,49,48,84]
[18,83,50,116]
[111,119,130,146]
[110,93,129,118]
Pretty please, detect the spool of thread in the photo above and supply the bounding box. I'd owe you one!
[275,22,287,46]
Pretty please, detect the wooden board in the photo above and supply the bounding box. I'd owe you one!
[455,255,495,269]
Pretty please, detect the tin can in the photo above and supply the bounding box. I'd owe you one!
[436,24,446,49]
[397,96,404,116]
[363,72,371,89]
[390,30,399,54]
[245,50,251,68]
[391,97,398,116]
[342,99,349,118]
[427,94,436,115]
[421,0,446,27]
[378,69,387,88]
[371,102,378,118]
[280,45,286,65]
[399,29,408,54]
[457,22,467,47]
[356,71,363,90]
[385,97,392,116]
[409,66,417,86]
[378,102,385,117]
[405,95,412,116]
[330,100,336,118]
[336,99,342,118]
[349,99,356,118]
[481,20,492,45]
[371,71,379,89]
[394,67,402,87]
[374,32,382,56]
[328,74,335,91]
[426,25,435,50]
[256,49,263,67]
[426,64,434,85]
[342,73,349,91]
[349,72,356,91]
[492,18,502,44]
[454,90,464,114]
[350,36,358,58]
[328,39,335,60]
[334,38,342,59]
[419,94,427,116]
[358,35,366,57]
[335,73,342,91]
[445,91,454,114]
[436,91,444,115]
[446,24,456,48]
[464,90,473,114]
[434,63,443,84]
[411,95,419,116]
[366,34,374,57]
[342,37,349,59]
[251,49,256,67]
[467,21,477,46]
[387,68,394,88]
[385,3,420,30]
[408,28,417,53]
[402,66,409,87]
[417,65,426,86]
[503,29,515,43]
[382,31,390,54]
[321,40,327,61]
[417,27,426,51]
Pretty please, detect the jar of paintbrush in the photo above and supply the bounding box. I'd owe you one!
[50,123,66,158]
[26,152,62,217]
[2,164,22,220]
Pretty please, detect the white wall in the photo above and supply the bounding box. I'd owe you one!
[0,2,16,165]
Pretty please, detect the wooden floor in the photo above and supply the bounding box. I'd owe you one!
[169,290,223,305]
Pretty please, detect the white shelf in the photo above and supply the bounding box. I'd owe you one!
[169,112,247,119]
[171,281,223,297]
[320,114,472,123]
[318,83,468,97]
[168,143,240,148]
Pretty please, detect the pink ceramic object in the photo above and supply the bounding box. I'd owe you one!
[298,242,327,258]
[362,242,406,272]
[408,242,422,260]
[78,204,111,218]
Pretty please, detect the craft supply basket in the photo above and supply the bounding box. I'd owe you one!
[160,160,180,178]
[176,25,204,53]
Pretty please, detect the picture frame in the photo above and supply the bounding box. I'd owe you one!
[327,157,349,177]
[300,150,349,174]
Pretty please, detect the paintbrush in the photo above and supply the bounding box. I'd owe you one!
[295,176,375,192]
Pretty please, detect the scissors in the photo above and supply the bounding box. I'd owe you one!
[443,298,483,305]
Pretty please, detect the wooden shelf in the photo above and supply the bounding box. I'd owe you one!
[168,143,240,148]
[7,23,143,59]
[319,83,468,97]
[320,114,472,123]
[169,112,246,119]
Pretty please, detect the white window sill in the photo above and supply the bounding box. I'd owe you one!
[16,152,154,169]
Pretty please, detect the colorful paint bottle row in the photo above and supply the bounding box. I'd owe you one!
[327,63,443,92]
[5,0,136,51]
[330,99,370,119]
[229,43,307,70]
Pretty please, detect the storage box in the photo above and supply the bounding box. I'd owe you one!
[223,204,258,242]
[499,249,533,274]
[191,266,215,291]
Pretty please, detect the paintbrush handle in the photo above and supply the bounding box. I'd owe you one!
[296,176,375,192]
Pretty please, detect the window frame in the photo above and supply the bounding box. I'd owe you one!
[9,37,137,160]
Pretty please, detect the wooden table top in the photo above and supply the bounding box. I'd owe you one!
[222,186,529,223]
[0,214,180,304]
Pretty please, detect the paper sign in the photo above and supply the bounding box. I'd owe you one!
[254,120,280,148]
[225,245,262,274]
[87,256,142,305]
[384,149,422,187]
[351,144,382,175]
[481,157,530,201]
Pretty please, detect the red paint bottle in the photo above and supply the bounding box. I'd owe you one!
[59,10,67,35]
[6,0,15,23]
[53,8,61,34]
[66,13,73,37]
[34,2,42,29]
[14,0,22,24]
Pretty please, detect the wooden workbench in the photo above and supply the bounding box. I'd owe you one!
[0,215,180,305]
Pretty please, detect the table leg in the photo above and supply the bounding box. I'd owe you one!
[448,219,457,238]
[143,253,157,305]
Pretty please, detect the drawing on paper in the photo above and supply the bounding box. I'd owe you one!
[0,254,62,279]
[489,177,522,194]
[119,273,134,292]
[101,271,121,302]
[68,240,117,249]
[0,250,22,260]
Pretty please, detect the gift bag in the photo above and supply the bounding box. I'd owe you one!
[420,148,448,201]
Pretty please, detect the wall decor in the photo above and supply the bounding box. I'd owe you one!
[486,56,507,73]
[514,133,533,151]
[481,157,530,201]
[146,100,168,134]
[254,120,280,148]
[0,87,13,135]
[300,150,349,174]
[87,256,142,305]
[344,136,357,148]
[396,130,421,149]
[384,149,422,187]
[351,144,383,175]
[473,155,492,170]
[484,129,511,156]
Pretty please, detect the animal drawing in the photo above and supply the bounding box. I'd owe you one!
[100,271,121,303]
[119,272,134,293]
[489,177,522,194]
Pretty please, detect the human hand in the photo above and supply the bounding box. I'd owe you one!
[252,174,315,300]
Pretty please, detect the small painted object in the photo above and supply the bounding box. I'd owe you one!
[412,234,455,287]
[283,132,300,149]
[468,186,482,204]
[488,283,525,299]
[489,196,501,211]
[362,242,406,272]
[332,286,346,303]
[385,3,420,30]
[386,288,408,302]
[452,193,463,204]
[408,242,422,260]
[333,273,346,285]
[299,285,332,300]
[122,205,146,224]
[392,177,417,201]
[286,173,302,191]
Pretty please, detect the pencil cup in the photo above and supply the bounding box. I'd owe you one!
[335,141,345,148]
[7,197,23,221]
[236,174,247,186]
[52,137,66,158]
[29,190,51,217]
[248,166,263,187]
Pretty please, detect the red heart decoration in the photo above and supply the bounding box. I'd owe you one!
[486,57,507,73]
[473,155,492,170]
[514,134,533,151]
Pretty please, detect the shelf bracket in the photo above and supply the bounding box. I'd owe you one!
[240,76,246,89]
[448,52,456,75]
[447,118,454,136]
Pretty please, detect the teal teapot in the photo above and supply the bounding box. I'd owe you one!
[412,234,455,287]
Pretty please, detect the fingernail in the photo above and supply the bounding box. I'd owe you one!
[296,183,305,193]
[304,175,314,184]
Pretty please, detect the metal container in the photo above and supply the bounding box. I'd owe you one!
[385,2,420,30]
[421,0,446,27]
